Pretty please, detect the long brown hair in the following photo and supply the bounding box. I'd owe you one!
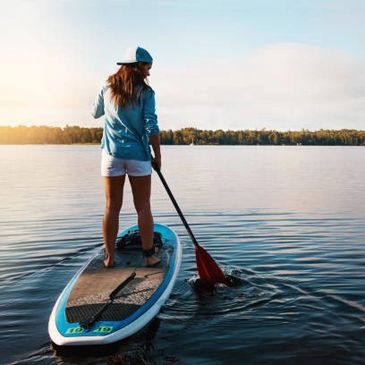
[107,63,151,107]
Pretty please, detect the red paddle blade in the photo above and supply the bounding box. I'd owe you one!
[195,244,227,286]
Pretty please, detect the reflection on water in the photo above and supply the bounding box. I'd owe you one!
[0,145,364,365]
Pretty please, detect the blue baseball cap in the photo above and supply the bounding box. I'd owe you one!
[117,46,153,65]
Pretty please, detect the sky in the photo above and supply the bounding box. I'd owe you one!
[0,0,364,131]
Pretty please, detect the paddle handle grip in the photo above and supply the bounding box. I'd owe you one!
[152,163,199,247]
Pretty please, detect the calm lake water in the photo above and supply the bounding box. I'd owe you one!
[1,145,364,365]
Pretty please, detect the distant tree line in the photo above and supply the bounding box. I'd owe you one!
[0,126,103,144]
[160,128,365,145]
[1,125,365,145]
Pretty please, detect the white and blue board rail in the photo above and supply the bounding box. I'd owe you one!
[48,223,182,346]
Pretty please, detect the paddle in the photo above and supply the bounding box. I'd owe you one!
[152,159,230,287]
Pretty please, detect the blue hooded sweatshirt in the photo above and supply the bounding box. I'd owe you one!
[92,83,159,161]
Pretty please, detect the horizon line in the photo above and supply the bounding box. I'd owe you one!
[1,124,364,133]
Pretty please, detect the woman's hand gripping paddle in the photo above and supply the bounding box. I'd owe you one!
[152,159,230,287]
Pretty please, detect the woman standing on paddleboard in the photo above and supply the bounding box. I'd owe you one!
[92,46,161,268]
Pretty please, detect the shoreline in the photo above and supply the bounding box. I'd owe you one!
[1,126,365,146]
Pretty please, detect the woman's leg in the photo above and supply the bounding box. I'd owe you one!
[103,176,125,267]
[129,175,160,266]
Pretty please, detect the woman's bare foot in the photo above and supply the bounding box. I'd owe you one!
[144,255,161,267]
[103,252,115,268]
[142,246,161,267]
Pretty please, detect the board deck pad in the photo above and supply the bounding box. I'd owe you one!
[65,248,167,324]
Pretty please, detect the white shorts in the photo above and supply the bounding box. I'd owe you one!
[101,150,152,177]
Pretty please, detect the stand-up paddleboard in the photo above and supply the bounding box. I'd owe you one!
[49,223,182,346]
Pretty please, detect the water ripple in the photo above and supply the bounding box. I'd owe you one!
[0,197,364,363]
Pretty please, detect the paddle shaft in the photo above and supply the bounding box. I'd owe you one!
[154,167,199,247]
[153,161,230,286]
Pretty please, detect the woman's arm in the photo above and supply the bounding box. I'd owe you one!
[91,86,105,119]
[149,134,161,169]
[143,89,161,168]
